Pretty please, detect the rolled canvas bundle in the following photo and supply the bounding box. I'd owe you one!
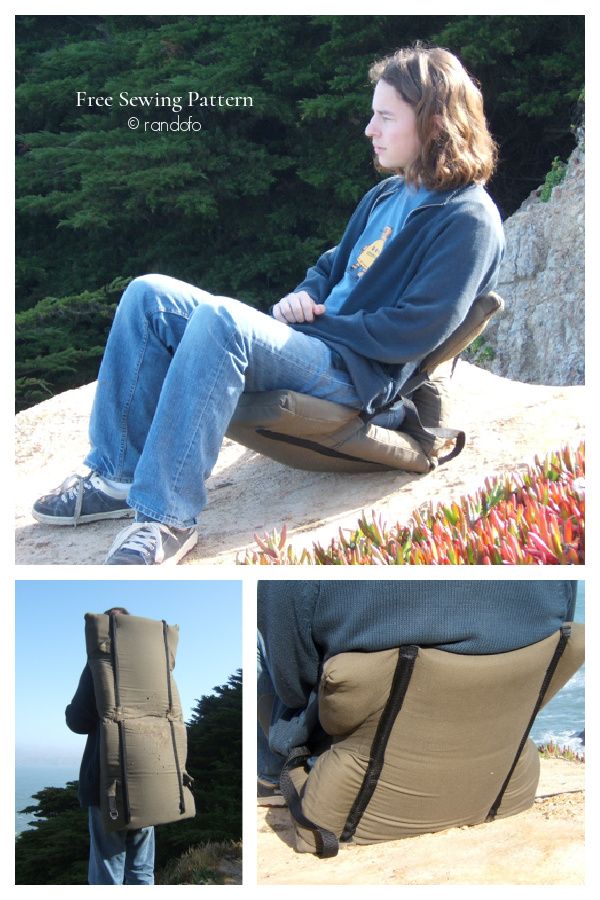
[282,624,584,855]
[85,612,196,831]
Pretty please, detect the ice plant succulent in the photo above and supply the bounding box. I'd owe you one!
[240,443,584,565]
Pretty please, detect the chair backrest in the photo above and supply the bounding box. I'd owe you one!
[286,624,584,854]
[419,290,504,376]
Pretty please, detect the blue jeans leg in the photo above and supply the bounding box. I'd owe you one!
[87,806,155,884]
[85,274,362,526]
[257,631,287,783]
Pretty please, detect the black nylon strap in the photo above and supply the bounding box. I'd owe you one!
[256,428,391,469]
[359,371,465,467]
[279,746,339,858]
[162,620,186,815]
[398,398,465,466]
[341,645,419,842]
[486,625,572,822]
[109,614,131,824]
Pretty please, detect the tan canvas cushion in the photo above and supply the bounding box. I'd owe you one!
[86,613,195,831]
[227,293,502,472]
[227,391,431,473]
[289,624,584,851]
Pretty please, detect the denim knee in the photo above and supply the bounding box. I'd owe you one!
[116,274,170,320]
[185,295,242,349]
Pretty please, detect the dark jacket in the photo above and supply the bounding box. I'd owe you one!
[65,664,100,808]
[291,177,505,414]
[258,580,577,756]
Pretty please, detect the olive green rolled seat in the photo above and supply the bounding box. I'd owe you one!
[227,291,503,473]
[85,612,196,831]
[281,624,584,855]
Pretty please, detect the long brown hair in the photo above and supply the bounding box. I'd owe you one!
[369,45,498,189]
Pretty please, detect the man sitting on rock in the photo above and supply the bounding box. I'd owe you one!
[32,45,504,565]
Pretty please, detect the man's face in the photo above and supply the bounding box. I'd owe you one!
[365,80,421,171]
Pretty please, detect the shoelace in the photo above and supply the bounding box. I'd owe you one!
[50,473,94,502]
[106,522,172,564]
[47,473,103,524]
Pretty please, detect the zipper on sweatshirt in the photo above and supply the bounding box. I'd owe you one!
[368,179,466,222]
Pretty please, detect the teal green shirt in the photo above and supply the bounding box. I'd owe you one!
[325,181,439,314]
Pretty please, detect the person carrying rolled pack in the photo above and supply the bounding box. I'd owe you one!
[66,607,195,884]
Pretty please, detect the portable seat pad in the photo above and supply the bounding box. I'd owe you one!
[85,612,196,831]
[285,624,584,853]
[227,292,503,473]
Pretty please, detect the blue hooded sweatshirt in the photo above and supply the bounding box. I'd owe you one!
[258,580,577,757]
[289,176,505,415]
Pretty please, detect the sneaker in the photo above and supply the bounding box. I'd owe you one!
[32,473,133,526]
[104,521,198,566]
[257,779,286,807]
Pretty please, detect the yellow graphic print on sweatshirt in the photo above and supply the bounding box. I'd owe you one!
[351,226,393,278]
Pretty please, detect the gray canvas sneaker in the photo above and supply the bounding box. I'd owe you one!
[257,778,286,807]
[104,522,199,565]
[32,473,133,525]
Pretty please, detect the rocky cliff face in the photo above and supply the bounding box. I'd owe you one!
[481,137,584,385]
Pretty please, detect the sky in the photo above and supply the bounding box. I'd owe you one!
[15,580,242,768]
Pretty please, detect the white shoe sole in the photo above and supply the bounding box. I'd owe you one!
[161,529,200,565]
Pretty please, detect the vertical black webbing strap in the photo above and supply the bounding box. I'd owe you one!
[486,625,572,822]
[341,645,419,842]
[279,746,340,858]
[109,614,131,824]
[162,620,186,815]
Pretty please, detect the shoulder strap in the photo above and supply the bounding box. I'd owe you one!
[341,645,419,842]
[109,614,131,825]
[486,625,572,821]
[162,620,187,815]
[279,746,340,858]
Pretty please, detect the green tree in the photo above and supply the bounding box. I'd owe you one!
[15,782,89,884]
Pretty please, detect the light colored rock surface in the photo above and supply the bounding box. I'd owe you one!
[483,138,584,385]
[15,361,584,565]
[257,758,584,885]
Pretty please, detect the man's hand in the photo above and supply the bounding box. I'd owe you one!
[272,291,326,324]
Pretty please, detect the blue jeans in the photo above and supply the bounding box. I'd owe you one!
[257,630,328,782]
[87,806,155,885]
[85,274,363,527]
[257,631,288,783]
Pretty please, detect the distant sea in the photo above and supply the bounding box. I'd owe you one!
[15,764,79,836]
[529,584,585,752]
[15,587,584,836]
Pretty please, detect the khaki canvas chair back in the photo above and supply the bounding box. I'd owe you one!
[282,624,583,855]
[227,292,503,473]
[85,612,196,831]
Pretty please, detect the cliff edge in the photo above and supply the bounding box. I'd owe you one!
[258,757,584,885]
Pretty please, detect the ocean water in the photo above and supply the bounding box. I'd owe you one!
[529,585,585,753]
[15,764,79,836]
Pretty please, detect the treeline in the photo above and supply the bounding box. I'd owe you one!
[15,671,242,885]
[16,15,584,409]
